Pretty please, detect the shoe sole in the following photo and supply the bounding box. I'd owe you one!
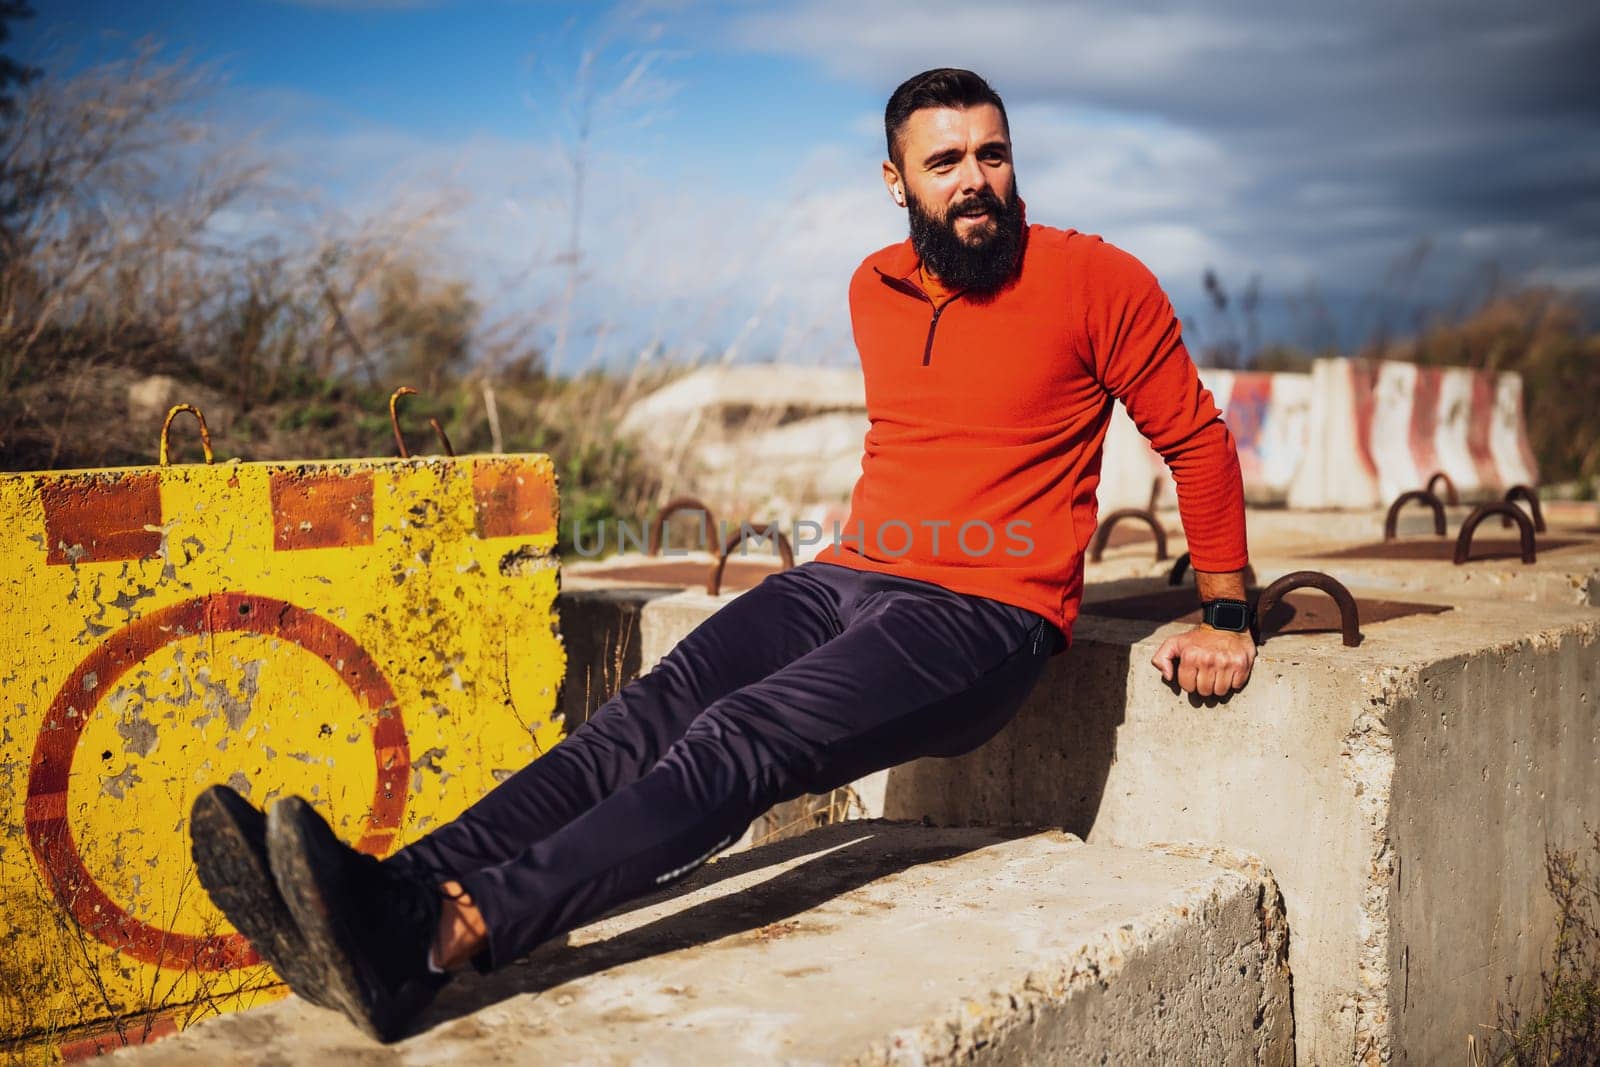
[268,796,399,1043]
[189,786,330,1007]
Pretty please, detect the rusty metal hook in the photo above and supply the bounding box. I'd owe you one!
[1146,476,1164,513]
[1424,471,1459,506]
[1501,484,1546,534]
[388,387,456,459]
[159,404,214,466]
[706,523,795,596]
[647,497,719,556]
[1383,489,1447,541]
[1455,502,1536,565]
[1088,508,1169,564]
[1256,570,1361,648]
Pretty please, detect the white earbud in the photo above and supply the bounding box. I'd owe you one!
[894,187,905,205]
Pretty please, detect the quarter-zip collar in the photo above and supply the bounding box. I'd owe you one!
[873,267,964,366]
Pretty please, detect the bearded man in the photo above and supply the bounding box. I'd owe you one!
[190,67,1255,1043]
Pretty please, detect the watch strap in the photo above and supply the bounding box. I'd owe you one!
[1201,598,1254,632]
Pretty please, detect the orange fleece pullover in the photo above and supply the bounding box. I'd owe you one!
[813,221,1250,645]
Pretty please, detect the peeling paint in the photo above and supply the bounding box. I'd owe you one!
[101,764,143,799]
[410,746,452,794]
[115,702,159,759]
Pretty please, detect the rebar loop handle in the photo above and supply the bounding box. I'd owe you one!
[706,524,795,596]
[1088,508,1169,564]
[389,386,455,459]
[1424,470,1459,506]
[1383,489,1447,541]
[1256,570,1361,648]
[159,404,214,466]
[1455,502,1536,565]
[1501,484,1546,534]
[647,497,719,556]
[1146,476,1164,512]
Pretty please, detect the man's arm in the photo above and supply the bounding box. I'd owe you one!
[1080,240,1255,697]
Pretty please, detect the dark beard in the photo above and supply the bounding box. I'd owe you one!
[906,182,1024,295]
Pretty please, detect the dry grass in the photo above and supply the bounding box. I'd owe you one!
[1471,829,1600,1065]
[0,853,279,1064]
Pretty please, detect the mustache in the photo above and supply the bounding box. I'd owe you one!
[948,190,1003,218]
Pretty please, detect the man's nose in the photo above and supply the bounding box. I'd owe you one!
[955,154,985,193]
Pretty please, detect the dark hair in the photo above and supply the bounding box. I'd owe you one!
[884,68,1009,167]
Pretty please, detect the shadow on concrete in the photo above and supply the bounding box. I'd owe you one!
[881,612,1167,838]
[415,820,1030,1034]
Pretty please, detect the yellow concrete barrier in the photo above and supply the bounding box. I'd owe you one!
[0,453,564,1059]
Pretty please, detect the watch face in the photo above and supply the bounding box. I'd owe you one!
[1210,602,1249,631]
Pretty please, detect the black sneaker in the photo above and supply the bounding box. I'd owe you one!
[189,784,331,1007]
[267,795,450,1043]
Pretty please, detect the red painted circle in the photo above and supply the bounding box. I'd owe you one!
[25,593,411,971]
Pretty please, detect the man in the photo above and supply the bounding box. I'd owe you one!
[191,67,1256,1043]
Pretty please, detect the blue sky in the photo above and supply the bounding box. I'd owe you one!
[16,1,1600,371]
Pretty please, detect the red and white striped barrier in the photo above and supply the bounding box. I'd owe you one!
[1288,359,1538,509]
[1100,369,1312,509]
[630,358,1538,527]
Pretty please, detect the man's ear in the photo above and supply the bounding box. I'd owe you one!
[881,161,905,206]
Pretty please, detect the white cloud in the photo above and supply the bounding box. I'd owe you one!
[247,115,904,369]
[210,0,1600,370]
[720,0,1600,319]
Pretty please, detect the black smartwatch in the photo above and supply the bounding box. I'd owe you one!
[1201,598,1254,633]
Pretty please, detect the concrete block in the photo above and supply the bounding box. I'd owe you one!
[884,580,1600,1064]
[109,823,1292,1065]
[1248,536,1600,609]
[1085,507,1462,585]
[1093,507,1600,609]
[0,456,565,1055]
[554,584,681,730]
[565,549,784,598]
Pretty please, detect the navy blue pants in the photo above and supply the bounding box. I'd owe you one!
[387,560,1061,968]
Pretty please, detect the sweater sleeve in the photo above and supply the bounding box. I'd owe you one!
[1083,241,1249,573]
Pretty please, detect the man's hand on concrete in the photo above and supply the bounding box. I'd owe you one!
[1151,626,1257,698]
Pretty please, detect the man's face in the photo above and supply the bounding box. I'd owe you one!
[884,104,1022,292]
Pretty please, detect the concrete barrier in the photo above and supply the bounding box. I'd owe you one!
[618,358,1540,525]
[617,366,867,517]
[1097,369,1313,510]
[474,551,1592,1062]
[885,580,1599,1064]
[0,456,565,1058]
[108,822,1292,1065]
[1290,358,1539,510]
